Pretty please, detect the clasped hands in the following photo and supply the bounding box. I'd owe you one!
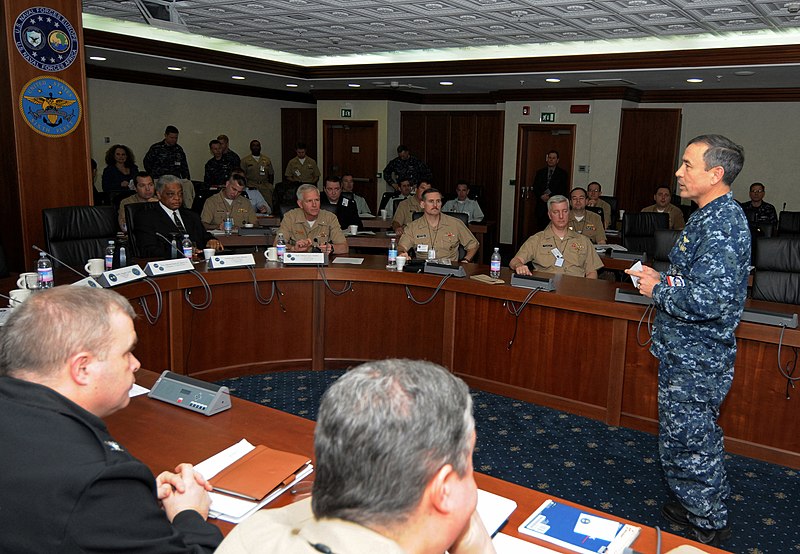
[156,463,214,521]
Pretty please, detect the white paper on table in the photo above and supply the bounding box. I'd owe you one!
[492,533,559,553]
[477,489,517,536]
[194,439,255,480]
[573,513,623,542]
[332,257,364,265]
[129,383,150,397]
[212,463,314,523]
[594,243,628,252]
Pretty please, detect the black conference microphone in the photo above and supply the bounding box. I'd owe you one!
[32,244,90,279]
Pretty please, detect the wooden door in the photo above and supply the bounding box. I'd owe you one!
[615,109,682,212]
[513,125,575,248]
[281,108,317,175]
[323,121,378,212]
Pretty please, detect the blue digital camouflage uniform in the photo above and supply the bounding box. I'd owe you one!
[143,140,190,180]
[650,191,750,530]
[382,155,432,188]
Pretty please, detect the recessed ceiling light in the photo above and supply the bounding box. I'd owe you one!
[440,81,454,86]
[546,77,561,83]
[231,75,245,80]
[734,70,755,77]
[89,56,107,61]
[686,78,704,83]
[167,66,183,71]
[348,83,361,88]
[286,83,299,88]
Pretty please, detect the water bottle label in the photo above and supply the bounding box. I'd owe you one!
[183,247,193,259]
[491,260,501,272]
[105,254,113,270]
[38,268,53,283]
[277,244,286,259]
[388,248,397,263]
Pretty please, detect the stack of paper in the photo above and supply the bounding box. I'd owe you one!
[195,439,314,523]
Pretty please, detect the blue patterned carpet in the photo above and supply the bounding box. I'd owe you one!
[218,370,799,553]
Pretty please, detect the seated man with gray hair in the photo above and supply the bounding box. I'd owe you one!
[217,359,494,554]
[274,183,348,255]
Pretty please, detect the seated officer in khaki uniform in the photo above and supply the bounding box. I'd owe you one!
[201,174,257,230]
[568,187,606,245]
[391,180,430,237]
[510,195,603,278]
[275,184,348,255]
[398,188,479,263]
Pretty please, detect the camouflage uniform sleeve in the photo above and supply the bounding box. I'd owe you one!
[652,229,746,322]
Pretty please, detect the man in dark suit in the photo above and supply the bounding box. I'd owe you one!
[532,150,569,231]
[134,175,223,258]
[321,175,362,231]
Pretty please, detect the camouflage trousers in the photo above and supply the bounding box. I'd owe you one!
[657,361,734,530]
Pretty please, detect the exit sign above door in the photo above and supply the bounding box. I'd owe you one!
[540,112,555,123]
[341,108,352,118]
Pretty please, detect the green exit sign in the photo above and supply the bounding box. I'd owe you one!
[341,108,352,118]
[540,112,556,123]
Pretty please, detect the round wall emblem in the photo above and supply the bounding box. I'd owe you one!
[13,7,79,72]
[19,76,82,138]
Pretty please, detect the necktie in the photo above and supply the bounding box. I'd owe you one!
[547,169,553,185]
[173,211,186,233]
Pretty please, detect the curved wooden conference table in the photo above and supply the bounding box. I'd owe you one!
[118,254,800,470]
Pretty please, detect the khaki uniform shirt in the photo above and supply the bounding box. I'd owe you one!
[201,191,257,229]
[642,203,685,230]
[276,208,346,250]
[241,154,275,206]
[568,210,606,244]
[392,196,423,229]
[284,156,320,184]
[118,194,151,230]
[215,498,406,554]
[398,214,479,261]
[514,226,603,277]
[587,198,611,228]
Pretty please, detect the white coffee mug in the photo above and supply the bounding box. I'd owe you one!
[16,272,39,289]
[9,288,31,308]
[395,256,407,271]
[203,248,215,260]
[84,258,104,277]
[266,247,278,262]
[348,224,358,235]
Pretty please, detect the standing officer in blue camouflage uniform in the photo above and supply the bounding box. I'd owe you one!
[382,145,432,192]
[627,135,750,547]
[143,125,190,180]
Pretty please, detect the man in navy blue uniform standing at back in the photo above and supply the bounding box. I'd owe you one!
[628,135,750,547]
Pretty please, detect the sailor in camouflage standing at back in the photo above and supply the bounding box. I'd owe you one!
[627,135,750,548]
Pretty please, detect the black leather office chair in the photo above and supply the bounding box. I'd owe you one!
[749,223,774,240]
[651,229,681,272]
[125,202,161,258]
[621,212,669,260]
[42,205,118,269]
[411,211,469,260]
[278,202,297,218]
[600,195,617,228]
[391,197,404,217]
[586,206,605,227]
[0,239,8,278]
[778,211,800,237]
[378,191,397,213]
[752,237,800,305]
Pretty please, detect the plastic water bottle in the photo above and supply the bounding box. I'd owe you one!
[182,234,193,259]
[170,238,178,259]
[224,217,234,236]
[388,238,397,268]
[37,251,54,288]
[118,246,127,267]
[276,233,286,263]
[105,240,115,270]
[490,247,501,278]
